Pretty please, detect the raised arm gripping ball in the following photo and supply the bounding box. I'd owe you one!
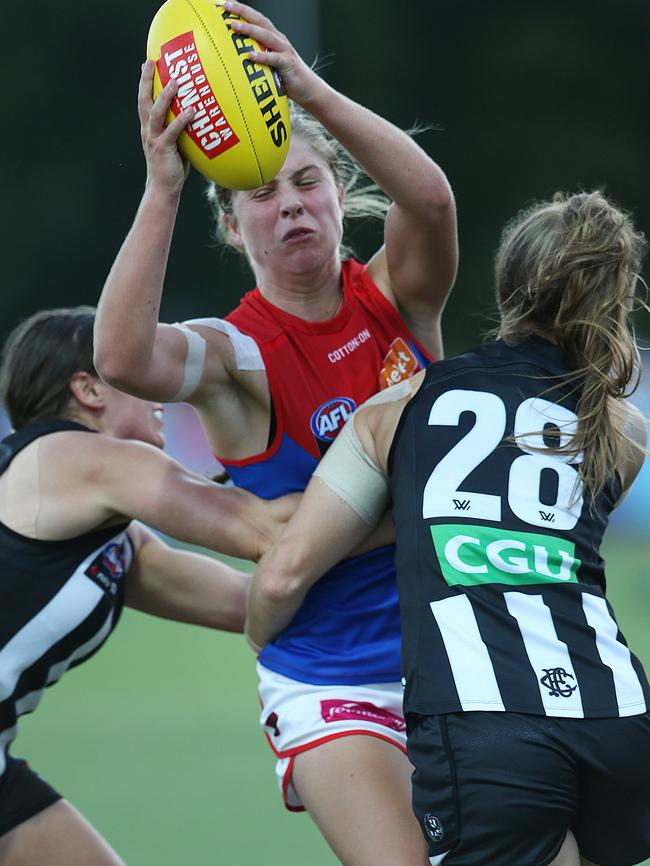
[147,0,290,189]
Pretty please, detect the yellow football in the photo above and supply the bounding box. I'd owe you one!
[147,0,290,189]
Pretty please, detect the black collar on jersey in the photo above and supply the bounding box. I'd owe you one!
[488,336,572,376]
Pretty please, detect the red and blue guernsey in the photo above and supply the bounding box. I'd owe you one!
[220,259,433,685]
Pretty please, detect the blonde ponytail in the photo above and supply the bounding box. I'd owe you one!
[495,191,647,499]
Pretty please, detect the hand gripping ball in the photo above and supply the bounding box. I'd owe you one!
[147,0,290,189]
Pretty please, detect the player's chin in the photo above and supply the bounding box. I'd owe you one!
[282,242,326,271]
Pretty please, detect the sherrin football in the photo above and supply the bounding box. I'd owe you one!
[147,0,290,189]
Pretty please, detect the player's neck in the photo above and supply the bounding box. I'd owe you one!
[257,259,343,322]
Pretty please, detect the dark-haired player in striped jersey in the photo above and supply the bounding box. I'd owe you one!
[248,191,650,866]
[0,306,295,866]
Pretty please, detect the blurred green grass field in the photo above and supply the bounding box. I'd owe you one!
[15,539,650,866]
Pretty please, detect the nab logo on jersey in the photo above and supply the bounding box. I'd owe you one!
[310,397,357,442]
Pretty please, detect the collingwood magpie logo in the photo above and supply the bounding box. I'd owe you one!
[540,667,577,697]
[423,813,444,842]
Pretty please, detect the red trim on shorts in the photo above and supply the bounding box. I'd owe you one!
[269,729,408,812]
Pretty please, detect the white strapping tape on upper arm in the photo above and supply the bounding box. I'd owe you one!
[169,324,207,402]
[184,317,265,372]
[310,379,413,523]
[312,414,389,525]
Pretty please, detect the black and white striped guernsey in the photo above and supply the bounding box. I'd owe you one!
[0,420,132,776]
[389,338,650,719]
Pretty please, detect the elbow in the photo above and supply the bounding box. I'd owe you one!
[93,341,118,383]
[254,534,315,606]
[93,345,137,392]
[258,569,304,605]
[424,176,455,220]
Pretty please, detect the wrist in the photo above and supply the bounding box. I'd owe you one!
[143,177,184,208]
[294,73,336,117]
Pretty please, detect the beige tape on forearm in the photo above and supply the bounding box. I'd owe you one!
[312,415,389,525]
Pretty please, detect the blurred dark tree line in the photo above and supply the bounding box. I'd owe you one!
[3,0,649,355]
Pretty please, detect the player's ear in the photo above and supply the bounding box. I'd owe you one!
[68,371,107,410]
[224,212,245,250]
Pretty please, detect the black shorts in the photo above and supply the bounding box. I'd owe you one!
[0,756,61,838]
[408,711,650,866]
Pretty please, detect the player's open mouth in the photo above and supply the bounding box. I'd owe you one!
[282,228,314,243]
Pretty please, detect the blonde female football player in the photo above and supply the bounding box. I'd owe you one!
[0,306,294,866]
[93,1,457,863]
[247,191,650,866]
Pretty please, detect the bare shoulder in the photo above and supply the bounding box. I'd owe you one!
[36,429,114,476]
[609,399,648,491]
[354,371,425,471]
[39,430,168,489]
[611,399,647,442]
[0,430,116,502]
[0,430,140,539]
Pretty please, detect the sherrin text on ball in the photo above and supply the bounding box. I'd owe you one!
[147,0,290,189]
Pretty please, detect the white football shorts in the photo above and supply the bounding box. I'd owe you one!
[257,662,407,811]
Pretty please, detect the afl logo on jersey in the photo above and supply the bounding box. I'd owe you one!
[310,397,357,441]
[102,543,127,578]
[85,541,128,595]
